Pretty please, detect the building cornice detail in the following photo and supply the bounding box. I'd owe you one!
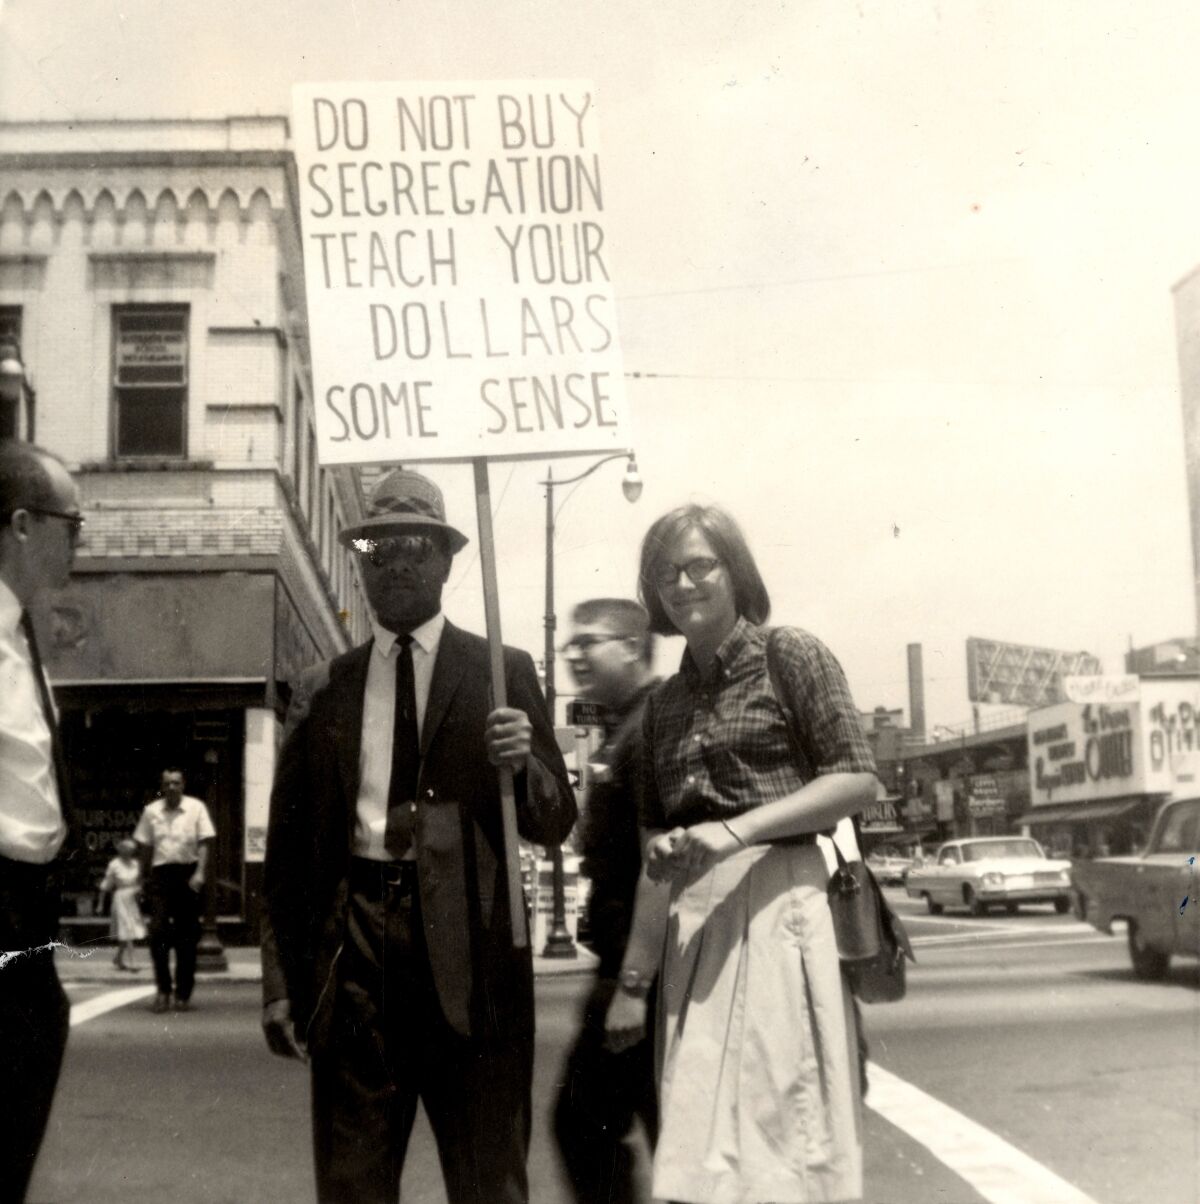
[1,167,288,225]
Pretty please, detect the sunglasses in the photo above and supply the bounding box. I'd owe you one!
[654,556,721,588]
[559,634,626,656]
[23,506,86,544]
[351,533,441,568]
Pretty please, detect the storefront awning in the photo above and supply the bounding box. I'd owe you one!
[1016,798,1145,826]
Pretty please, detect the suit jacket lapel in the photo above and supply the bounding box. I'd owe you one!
[331,642,372,828]
[422,620,468,757]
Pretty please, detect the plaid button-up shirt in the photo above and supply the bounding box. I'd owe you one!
[640,618,876,830]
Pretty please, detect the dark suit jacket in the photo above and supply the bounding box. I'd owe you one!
[263,620,576,1050]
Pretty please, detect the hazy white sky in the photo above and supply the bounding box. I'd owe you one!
[3,0,1198,726]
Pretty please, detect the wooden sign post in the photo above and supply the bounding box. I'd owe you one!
[472,457,527,944]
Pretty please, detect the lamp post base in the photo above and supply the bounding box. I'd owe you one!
[540,843,578,958]
[195,918,228,972]
[541,924,578,959]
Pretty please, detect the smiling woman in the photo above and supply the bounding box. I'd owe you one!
[626,499,878,1204]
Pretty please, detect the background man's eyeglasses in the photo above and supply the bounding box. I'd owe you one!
[22,507,86,543]
[559,634,625,656]
[351,533,440,568]
[654,557,721,587]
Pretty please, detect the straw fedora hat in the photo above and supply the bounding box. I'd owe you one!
[338,468,469,554]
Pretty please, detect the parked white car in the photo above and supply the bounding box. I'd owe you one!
[905,836,1073,916]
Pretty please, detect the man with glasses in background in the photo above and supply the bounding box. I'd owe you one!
[553,598,666,1204]
[0,439,83,1202]
[261,467,575,1204]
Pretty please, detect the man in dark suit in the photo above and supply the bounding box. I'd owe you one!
[261,467,576,1204]
[0,439,83,1203]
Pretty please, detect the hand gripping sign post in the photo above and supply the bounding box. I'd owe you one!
[292,80,633,946]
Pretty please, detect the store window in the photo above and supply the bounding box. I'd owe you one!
[113,306,189,458]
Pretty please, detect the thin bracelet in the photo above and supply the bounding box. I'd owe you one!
[721,818,748,847]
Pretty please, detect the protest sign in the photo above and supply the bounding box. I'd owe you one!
[291,80,631,464]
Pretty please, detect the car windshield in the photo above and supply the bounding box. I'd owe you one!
[962,840,1043,862]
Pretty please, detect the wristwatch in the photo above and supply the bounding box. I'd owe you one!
[617,968,653,998]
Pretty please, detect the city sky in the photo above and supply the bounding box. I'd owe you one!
[2,0,1198,727]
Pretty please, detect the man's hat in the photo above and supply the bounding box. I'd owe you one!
[339,468,469,554]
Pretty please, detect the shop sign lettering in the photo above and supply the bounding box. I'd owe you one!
[1032,704,1135,800]
[1147,699,1199,773]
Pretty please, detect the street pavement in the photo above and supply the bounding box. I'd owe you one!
[29,894,1200,1203]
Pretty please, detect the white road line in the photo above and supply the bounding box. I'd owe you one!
[69,984,156,1027]
[866,1061,1102,1204]
[930,934,1116,956]
[913,931,1109,949]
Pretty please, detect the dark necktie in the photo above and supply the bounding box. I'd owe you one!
[384,635,420,859]
[20,609,72,817]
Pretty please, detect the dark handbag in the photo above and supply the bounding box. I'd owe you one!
[764,628,915,1003]
[827,818,914,1003]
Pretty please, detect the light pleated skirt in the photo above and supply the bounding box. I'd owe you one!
[653,842,862,1204]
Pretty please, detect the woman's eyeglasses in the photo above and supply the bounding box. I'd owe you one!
[559,634,625,656]
[654,557,721,588]
[351,533,440,568]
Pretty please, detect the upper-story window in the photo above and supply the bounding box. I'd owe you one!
[0,306,20,345]
[113,306,189,458]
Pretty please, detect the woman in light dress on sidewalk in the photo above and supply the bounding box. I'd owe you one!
[617,503,877,1204]
[100,837,146,971]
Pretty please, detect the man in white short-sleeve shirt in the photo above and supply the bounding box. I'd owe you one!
[134,768,216,1013]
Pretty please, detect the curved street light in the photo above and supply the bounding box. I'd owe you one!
[538,450,642,958]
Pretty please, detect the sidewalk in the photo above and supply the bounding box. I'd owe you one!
[55,940,599,987]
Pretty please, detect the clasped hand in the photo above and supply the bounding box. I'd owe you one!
[645,821,741,885]
[484,707,532,773]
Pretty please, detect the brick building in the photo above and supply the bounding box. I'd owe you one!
[0,118,368,935]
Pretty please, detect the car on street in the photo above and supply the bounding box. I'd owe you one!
[905,836,1073,916]
[866,848,914,886]
[1071,795,1200,980]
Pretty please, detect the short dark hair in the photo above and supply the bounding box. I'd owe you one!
[571,598,654,663]
[0,440,63,520]
[161,766,185,780]
[637,503,771,635]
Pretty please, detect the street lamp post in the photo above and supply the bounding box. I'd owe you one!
[539,451,642,958]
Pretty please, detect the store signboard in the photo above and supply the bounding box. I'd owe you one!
[860,797,902,834]
[967,774,1006,817]
[1027,678,1200,806]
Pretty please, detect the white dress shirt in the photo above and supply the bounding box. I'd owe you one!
[354,611,445,861]
[0,579,67,864]
[133,795,216,866]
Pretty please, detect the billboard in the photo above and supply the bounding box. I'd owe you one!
[291,80,631,465]
[966,636,1101,707]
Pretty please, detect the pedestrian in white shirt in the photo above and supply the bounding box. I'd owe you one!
[0,438,83,1203]
[133,767,216,1013]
